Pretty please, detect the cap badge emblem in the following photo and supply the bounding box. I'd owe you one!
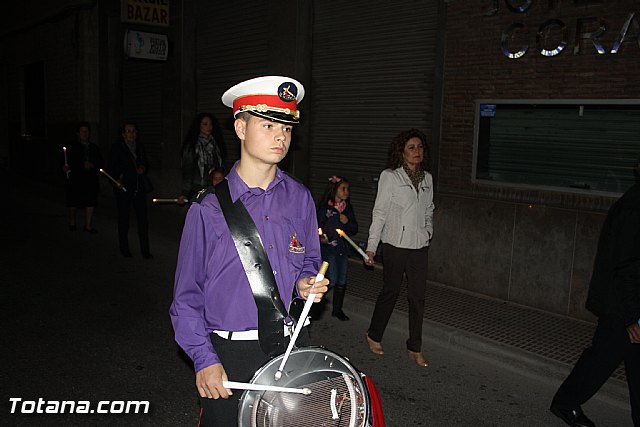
[278,82,297,103]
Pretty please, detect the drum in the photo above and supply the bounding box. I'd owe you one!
[238,347,375,427]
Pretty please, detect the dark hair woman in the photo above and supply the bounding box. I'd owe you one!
[178,112,226,203]
[364,128,434,367]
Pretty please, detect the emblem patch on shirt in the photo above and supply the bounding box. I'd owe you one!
[288,233,305,254]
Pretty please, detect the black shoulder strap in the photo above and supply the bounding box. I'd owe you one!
[192,185,215,204]
[215,179,289,357]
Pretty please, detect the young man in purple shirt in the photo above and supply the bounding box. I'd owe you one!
[170,76,329,426]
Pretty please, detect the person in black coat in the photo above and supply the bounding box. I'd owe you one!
[62,121,103,233]
[550,162,640,427]
[177,112,226,204]
[106,122,152,258]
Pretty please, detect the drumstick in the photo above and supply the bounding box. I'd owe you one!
[222,381,311,395]
[275,261,329,381]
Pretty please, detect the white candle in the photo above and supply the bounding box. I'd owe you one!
[62,146,70,179]
[222,381,311,395]
[336,229,370,262]
[99,168,127,192]
[152,198,180,203]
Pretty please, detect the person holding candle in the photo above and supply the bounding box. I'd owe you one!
[106,121,153,259]
[170,76,328,426]
[364,128,434,368]
[317,175,358,321]
[62,121,103,233]
[177,112,226,205]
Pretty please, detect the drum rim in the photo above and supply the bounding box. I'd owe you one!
[237,346,371,427]
[253,346,360,382]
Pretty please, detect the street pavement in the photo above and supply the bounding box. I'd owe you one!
[1,173,633,426]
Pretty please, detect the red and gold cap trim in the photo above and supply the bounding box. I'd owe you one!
[233,95,300,120]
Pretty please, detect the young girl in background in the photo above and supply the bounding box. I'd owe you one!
[317,175,359,321]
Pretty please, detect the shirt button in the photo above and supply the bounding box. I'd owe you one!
[265,216,269,220]
[273,270,277,276]
[269,244,273,249]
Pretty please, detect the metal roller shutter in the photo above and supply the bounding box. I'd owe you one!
[195,2,269,162]
[122,58,163,169]
[477,104,640,194]
[310,0,440,245]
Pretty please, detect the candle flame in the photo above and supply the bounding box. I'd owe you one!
[336,228,345,237]
[63,146,67,151]
[152,199,159,202]
[318,228,323,235]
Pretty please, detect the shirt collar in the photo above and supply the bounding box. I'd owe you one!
[226,161,285,203]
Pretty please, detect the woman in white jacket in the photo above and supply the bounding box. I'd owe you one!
[364,129,434,367]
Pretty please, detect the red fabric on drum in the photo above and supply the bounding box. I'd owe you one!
[365,376,386,427]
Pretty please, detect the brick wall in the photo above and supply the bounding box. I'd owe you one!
[440,0,640,203]
[429,1,640,320]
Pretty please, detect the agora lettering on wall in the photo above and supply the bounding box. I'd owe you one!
[484,0,640,58]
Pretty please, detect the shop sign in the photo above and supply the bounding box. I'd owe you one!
[124,30,168,61]
[121,0,169,27]
[480,104,497,118]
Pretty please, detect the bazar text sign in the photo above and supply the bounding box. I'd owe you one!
[121,0,169,27]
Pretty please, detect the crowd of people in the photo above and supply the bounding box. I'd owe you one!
[60,75,638,427]
[62,113,228,260]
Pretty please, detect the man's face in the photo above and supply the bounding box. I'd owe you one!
[235,115,292,166]
[78,126,90,141]
[122,125,137,143]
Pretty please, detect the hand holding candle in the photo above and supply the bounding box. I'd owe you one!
[318,227,328,244]
[336,229,370,262]
[99,168,127,192]
[275,261,329,381]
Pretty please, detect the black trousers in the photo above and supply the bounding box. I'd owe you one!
[115,191,150,254]
[198,328,310,427]
[367,243,429,352]
[552,316,640,425]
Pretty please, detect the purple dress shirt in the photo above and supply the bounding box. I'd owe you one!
[170,163,321,373]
